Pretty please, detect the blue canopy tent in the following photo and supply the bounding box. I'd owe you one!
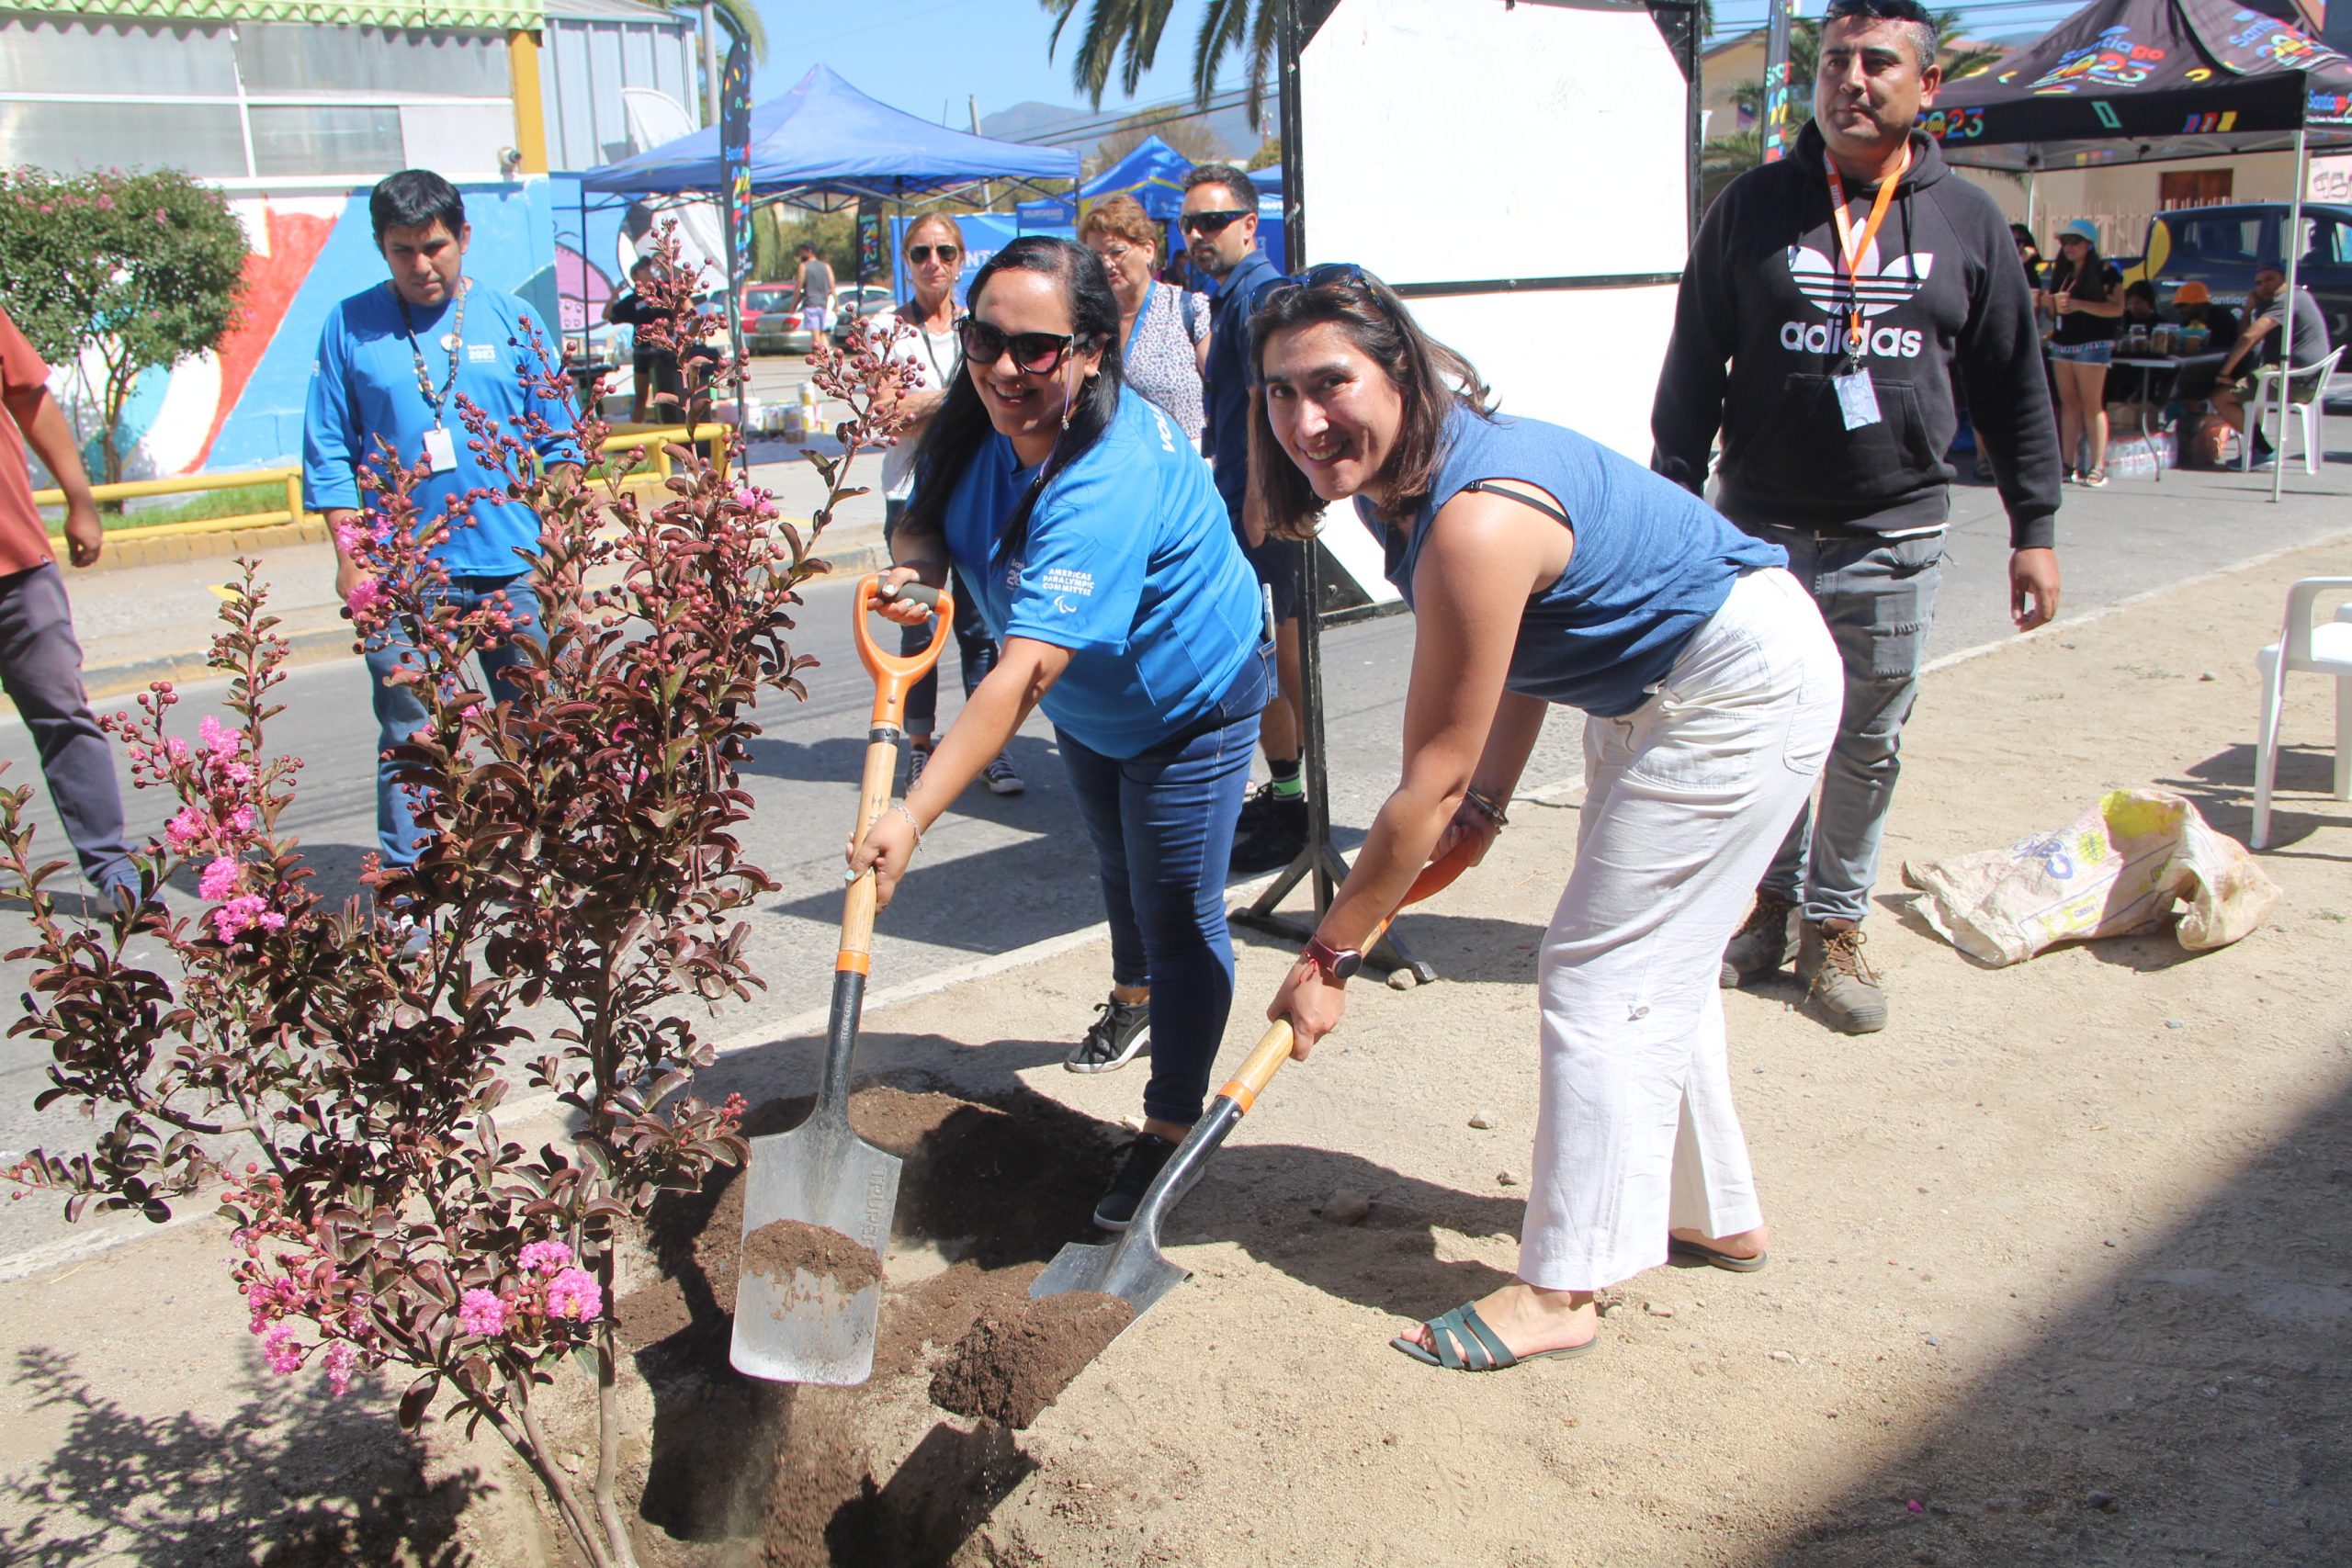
[579,63,1080,209]
[1015,135,1197,225]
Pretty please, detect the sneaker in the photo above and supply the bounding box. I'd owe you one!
[1720,895,1798,988]
[981,750,1025,795]
[1228,784,1308,874]
[906,742,930,792]
[1795,920,1889,1034]
[1066,995,1150,1074]
[1091,1133,1179,1231]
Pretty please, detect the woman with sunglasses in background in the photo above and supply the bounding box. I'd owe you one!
[2040,219,2125,486]
[849,236,1271,1229]
[1251,267,1839,1373]
[1080,194,1212,445]
[878,214,1023,796]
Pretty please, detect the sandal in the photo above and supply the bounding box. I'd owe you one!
[2081,468,2109,488]
[1389,1302,1598,1371]
[1668,1236,1770,1273]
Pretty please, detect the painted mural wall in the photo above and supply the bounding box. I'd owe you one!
[60,177,560,483]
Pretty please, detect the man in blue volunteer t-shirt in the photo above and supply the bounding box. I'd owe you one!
[1184,163,1306,875]
[303,168,580,866]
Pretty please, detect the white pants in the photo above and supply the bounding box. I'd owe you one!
[1518,567,1841,1292]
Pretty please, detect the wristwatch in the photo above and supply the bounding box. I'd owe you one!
[1302,936,1363,985]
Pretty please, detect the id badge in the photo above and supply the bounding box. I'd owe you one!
[422,426,458,473]
[1832,367,1882,431]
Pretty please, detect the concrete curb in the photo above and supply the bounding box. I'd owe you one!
[79,515,332,575]
[73,525,898,701]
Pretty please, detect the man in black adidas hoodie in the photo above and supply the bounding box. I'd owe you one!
[1652,0,2062,1035]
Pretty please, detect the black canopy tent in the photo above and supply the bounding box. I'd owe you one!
[1927,0,2352,496]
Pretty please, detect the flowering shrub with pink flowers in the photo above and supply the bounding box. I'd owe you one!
[0,227,918,1568]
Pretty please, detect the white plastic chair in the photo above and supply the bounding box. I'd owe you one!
[2252,577,2352,849]
[2240,345,2346,474]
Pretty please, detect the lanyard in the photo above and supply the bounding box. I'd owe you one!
[394,279,468,430]
[1824,148,1908,357]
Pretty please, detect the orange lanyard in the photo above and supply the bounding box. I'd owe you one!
[1824,147,1909,356]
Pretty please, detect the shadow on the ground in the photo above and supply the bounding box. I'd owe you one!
[1763,1054,2352,1565]
[2162,740,2351,861]
[0,1347,477,1566]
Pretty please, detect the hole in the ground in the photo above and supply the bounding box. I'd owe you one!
[620,1079,1117,1565]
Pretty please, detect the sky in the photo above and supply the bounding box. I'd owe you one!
[744,0,1229,132]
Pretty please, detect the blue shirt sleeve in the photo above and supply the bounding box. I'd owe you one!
[302,304,360,513]
[1000,456,1150,654]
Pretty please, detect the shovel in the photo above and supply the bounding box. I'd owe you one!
[1029,844,1476,1326]
[730,573,952,1384]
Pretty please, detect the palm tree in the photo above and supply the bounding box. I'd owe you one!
[1039,0,1274,119]
[690,0,768,63]
[1714,10,1998,173]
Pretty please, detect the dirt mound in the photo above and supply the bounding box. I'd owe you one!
[928,1292,1136,1429]
[741,1220,883,1303]
[616,1079,1118,1565]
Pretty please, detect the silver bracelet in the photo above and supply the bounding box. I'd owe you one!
[1464,786,1510,829]
[887,798,923,848]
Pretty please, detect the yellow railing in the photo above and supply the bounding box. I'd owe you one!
[34,423,733,544]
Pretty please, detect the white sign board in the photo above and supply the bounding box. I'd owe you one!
[2310,154,2352,204]
[1298,0,1690,459]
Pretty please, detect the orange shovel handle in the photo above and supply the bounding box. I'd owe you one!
[1217,840,1477,1112]
[852,573,956,727]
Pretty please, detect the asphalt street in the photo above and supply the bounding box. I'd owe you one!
[0,446,2346,1265]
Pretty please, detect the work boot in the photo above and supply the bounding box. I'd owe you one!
[1796,920,1889,1034]
[1229,784,1308,874]
[1719,895,1798,988]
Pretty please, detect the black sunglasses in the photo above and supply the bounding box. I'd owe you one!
[908,243,962,265]
[1248,262,1374,316]
[1179,209,1251,236]
[958,317,1080,375]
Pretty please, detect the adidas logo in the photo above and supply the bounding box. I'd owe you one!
[1779,243,1930,358]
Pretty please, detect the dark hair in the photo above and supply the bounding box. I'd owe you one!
[1246,269,1493,541]
[2124,278,2158,312]
[369,169,465,247]
[898,236,1125,569]
[799,243,818,257]
[1821,0,1939,68]
[1182,163,1256,209]
[2050,236,2113,302]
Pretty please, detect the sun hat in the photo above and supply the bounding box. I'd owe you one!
[2057,219,2100,245]
[2173,280,2211,304]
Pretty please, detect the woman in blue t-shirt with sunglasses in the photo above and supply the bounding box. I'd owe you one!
[847,236,1269,1230]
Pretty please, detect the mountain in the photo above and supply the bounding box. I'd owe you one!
[979,99,1266,161]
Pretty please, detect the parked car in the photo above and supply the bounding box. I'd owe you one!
[741,282,809,355]
[2131,202,2352,354]
[829,284,898,346]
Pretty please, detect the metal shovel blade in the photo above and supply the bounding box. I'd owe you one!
[728,1113,902,1384]
[1028,1228,1191,1325]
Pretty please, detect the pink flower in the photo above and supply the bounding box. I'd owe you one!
[164,736,189,762]
[258,910,287,931]
[212,894,272,942]
[518,1239,572,1276]
[261,1325,302,1375]
[198,716,243,760]
[458,1288,508,1337]
[321,1339,357,1396]
[733,484,778,520]
[164,807,209,851]
[545,1268,602,1322]
[345,577,384,615]
[198,856,242,901]
[225,761,254,786]
[230,806,256,834]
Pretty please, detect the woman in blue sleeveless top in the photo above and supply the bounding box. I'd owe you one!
[849,237,1270,1231]
[1250,267,1841,1372]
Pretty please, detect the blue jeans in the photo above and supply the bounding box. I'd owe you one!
[362,573,542,865]
[1744,525,1944,927]
[0,564,132,896]
[1057,643,1271,1126]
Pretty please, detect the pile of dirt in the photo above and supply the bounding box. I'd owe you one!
[741,1219,884,1303]
[928,1292,1136,1429]
[612,1079,1121,1565]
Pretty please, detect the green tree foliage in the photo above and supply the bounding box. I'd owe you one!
[1246,134,1282,171]
[765,208,858,283]
[0,166,248,489]
[1042,0,1279,118]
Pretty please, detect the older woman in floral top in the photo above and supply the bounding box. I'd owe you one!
[1080,194,1211,445]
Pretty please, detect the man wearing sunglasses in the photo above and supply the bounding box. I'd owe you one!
[1651,0,2062,1036]
[1185,162,1308,874]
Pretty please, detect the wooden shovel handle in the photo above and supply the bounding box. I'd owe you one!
[839,576,954,975]
[1214,840,1477,1112]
